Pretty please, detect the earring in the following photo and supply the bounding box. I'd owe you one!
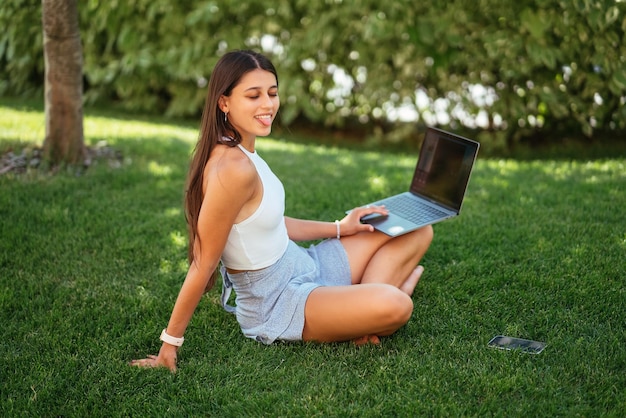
[224,112,228,122]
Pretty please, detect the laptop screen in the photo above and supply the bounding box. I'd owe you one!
[409,128,479,211]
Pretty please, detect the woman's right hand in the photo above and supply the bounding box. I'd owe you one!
[130,343,178,372]
[340,204,389,236]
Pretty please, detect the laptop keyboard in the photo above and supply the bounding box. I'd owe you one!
[383,195,448,223]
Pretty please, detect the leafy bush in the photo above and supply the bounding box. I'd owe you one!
[1,0,625,147]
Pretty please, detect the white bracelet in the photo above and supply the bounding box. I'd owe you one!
[335,220,341,240]
[160,329,184,347]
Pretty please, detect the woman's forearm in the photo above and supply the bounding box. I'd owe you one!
[284,216,337,242]
[164,263,215,338]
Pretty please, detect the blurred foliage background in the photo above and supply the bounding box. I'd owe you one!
[1,0,625,151]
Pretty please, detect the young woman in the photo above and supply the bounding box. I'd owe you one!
[131,50,433,371]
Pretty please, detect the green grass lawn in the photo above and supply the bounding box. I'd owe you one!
[1,100,625,417]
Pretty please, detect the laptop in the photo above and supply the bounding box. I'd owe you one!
[352,127,480,237]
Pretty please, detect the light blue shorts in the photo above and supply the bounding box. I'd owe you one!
[220,239,351,344]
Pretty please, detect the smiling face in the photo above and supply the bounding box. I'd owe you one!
[219,68,280,146]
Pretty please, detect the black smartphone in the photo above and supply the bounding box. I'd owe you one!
[488,335,546,354]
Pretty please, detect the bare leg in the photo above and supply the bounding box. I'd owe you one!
[399,265,424,296]
[302,226,433,344]
[341,225,433,287]
[302,283,413,343]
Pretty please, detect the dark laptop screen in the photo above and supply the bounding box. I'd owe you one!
[409,128,479,211]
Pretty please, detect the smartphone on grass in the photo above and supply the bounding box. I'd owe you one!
[488,335,546,354]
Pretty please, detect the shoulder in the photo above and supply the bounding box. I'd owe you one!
[205,145,257,194]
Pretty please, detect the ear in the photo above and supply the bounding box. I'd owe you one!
[218,96,228,114]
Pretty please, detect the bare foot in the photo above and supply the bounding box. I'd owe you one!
[353,335,381,346]
[399,265,424,296]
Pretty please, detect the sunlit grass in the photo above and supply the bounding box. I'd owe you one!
[0,107,45,145]
[1,100,625,417]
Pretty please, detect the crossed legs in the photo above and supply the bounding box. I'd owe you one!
[302,225,434,343]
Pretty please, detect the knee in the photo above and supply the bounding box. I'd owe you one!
[377,286,414,327]
[420,224,434,245]
[408,224,434,253]
[401,225,433,255]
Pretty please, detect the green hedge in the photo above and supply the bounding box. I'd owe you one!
[2,0,625,147]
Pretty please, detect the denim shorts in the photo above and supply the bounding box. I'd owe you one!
[220,239,351,344]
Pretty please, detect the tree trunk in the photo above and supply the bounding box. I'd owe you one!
[42,0,85,166]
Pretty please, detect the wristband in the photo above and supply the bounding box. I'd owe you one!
[160,329,184,347]
[335,220,341,240]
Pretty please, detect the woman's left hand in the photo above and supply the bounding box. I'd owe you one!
[339,205,388,237]
[129,343,178,372]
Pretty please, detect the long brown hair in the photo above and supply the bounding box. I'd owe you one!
[184,50,278,289]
